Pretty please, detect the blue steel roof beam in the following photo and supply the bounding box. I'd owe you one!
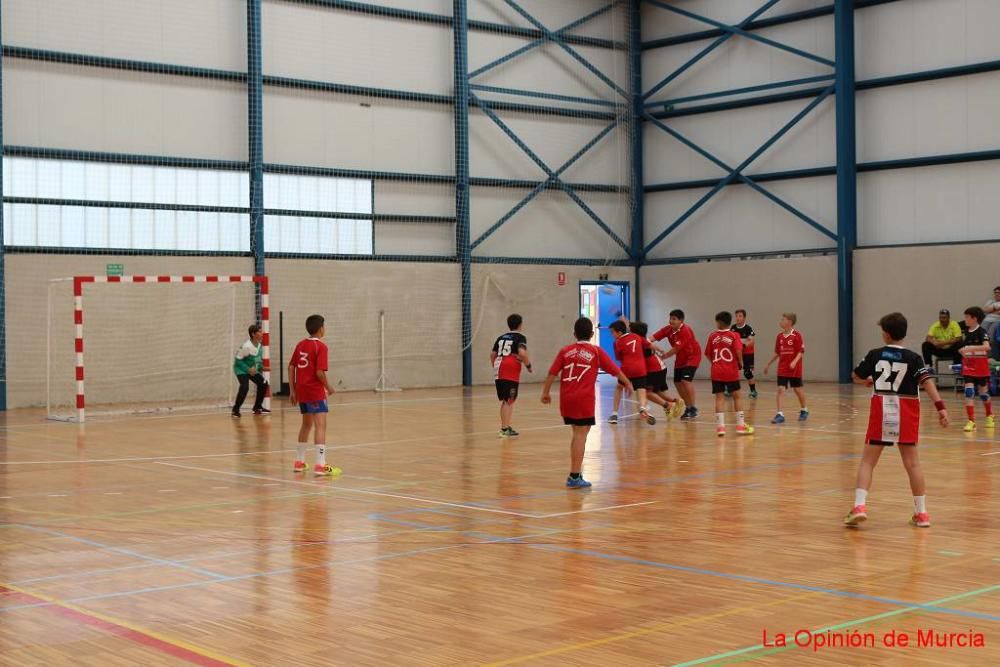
[648,74,834,110]
[641,0,781,102]
[644,0,835,68]
[469,84,622,108]
[503,0,630,100]
[472,93,631,255]
[643,114,836,240]
[274,0,625,49]
[469,2,620,80]
[471,120,619,250]
[644,86,834,255]
[642,0,902,50]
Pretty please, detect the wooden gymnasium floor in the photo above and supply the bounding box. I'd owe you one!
[0,379,997,666]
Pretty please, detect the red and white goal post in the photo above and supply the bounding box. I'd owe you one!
[66,274,270,423]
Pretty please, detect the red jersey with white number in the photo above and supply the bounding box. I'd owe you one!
[775,330,805,378]
[291,337,329,402]
[652,323,702,368]
[643,338,664,373]
[548,342,620,420]
[705,330,743,382]
[613,332,647,379]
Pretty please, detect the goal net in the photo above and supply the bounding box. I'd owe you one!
[46,275,267,422]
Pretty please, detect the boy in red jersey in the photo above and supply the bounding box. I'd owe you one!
[844,313,949,528]
[631,321,684,420]
[541,317,632,488]
[490,313,532,438]
[705,311,754,437]
[288,314,340,477]
[763,312,808,424]
[958,306,994,432]
[608,320,657,425]
[651,309,701,420]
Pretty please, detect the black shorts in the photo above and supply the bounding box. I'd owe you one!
[743,354,755,370]
[621,375,647,390]
[674,366,698,383]
[868,441,916,447]
[495,379,518,402]
[962,376,989,388]
[563,416,596,426]
[647,369,669,393]
[777,376,803,388]
[712,380,741,395]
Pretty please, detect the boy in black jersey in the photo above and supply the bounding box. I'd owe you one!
[491,314,532,437]
[845,313,949,529]
[731,309,758,398]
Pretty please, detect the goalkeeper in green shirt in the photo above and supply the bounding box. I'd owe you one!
[232,324,269,417]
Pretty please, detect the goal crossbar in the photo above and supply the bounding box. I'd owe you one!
[69,274,270,423]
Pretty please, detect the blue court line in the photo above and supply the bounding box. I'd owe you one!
[375,509,1000,624]
[18,525,227,580]
[0,524,584,613]
[532,545,1000,623]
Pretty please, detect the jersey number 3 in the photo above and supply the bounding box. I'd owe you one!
[297,351,310,369]
[874,360,906,392]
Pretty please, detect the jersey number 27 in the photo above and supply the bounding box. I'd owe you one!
[874,360,906,392]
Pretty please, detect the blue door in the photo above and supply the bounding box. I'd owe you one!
[580,282,629,366]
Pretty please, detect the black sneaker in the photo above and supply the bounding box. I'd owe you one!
[231,411,241,419]
[504,426,520,437]
[253,408,271,415]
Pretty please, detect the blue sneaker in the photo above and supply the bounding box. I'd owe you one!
[798,409,809,421]
[566,476,592,489]
[771,413,786,424]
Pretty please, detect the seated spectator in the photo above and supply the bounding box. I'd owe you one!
[922,308,963,366]
[985,286,1000,360]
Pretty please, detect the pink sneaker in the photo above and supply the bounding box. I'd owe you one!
[716,426,726,437]
[313,463,342,477]
[292,460,307,473]
[910,512,930,528]
[844,505,867,526]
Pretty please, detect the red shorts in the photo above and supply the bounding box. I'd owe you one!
[865,394,920,445]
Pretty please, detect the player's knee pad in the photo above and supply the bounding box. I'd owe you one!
[980,393,991,403]
[965,386,975,399]
[743,368,754,380]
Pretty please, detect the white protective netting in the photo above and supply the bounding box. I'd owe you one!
[46,278,257,420]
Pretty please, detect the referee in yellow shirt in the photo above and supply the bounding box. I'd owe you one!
[922,308,963,365]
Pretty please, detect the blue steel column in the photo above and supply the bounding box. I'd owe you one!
[834,0,856,383]
[629,0,644,319]
[248,0,265,310]
[454,0,472,386]
[0,1,6,411]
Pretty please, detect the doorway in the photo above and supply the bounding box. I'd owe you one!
[579,281,630,364]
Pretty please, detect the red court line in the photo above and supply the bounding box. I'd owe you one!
[0,584,245,667]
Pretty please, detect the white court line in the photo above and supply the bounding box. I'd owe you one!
[156,461,659,520]
[156,461,538,518]
[536,500,659,519]
[982,451,1000,456]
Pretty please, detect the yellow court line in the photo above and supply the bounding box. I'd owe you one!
[482,554,986,666]
[2,580,253,667]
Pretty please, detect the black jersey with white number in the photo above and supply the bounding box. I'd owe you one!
[854,346,930,397]
[492,332,527,381]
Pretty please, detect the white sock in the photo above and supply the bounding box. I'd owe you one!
[716,412,725,427]
[295,443,307,462]
[736,411,745,426]
[776,411,784,416]
[316,445,326,466]
[855,488,868,507]
[640,403,648,412]
[913,495,927,514]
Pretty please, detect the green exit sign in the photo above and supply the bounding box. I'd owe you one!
[106,263,124,277]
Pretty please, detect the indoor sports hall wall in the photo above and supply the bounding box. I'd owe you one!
[470,264,636,386]
[640,255,839,381]
[1,0,637,407]
[853,242,1000,358]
